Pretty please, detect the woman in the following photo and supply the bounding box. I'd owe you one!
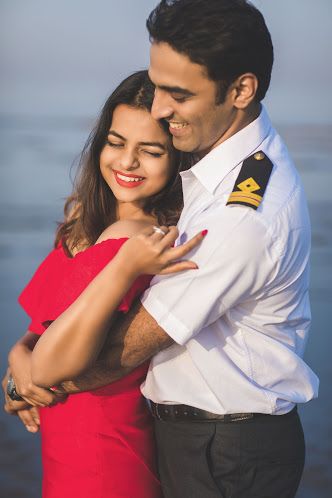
[6,70,202,498]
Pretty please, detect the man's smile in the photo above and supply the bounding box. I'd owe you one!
[168,120,190,137]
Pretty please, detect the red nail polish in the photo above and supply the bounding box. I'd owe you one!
[201,230,208,237]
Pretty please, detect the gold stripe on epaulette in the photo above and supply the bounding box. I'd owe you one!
[228,198,260,208]
[228,191,262,202]
[227,194,261,207]
[231,191,263,202]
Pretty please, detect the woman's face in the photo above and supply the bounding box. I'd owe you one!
[100,104,174,209]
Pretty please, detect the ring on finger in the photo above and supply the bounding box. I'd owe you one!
[152,226,167,236]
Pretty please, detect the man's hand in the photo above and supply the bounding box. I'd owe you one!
[16,406,40,433]
[4,396,29,413]
[2,368,28,410]
[3,369,55,433]
[6,401,40,433]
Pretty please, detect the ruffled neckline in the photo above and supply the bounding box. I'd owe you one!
[61,237,129,260]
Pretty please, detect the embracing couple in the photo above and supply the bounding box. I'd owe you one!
[3,1,318,497]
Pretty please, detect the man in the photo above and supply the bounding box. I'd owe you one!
[5,1,318,497]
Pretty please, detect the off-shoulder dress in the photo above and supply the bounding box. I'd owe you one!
[19,238,161,498]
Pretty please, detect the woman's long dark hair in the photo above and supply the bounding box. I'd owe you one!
[55,70,190,255]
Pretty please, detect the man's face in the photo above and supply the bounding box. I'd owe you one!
[149,42,236,156]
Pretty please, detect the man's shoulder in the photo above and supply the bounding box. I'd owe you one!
[210,144,307,233]
[259,135,306,222]
[226,151,273,211]
[227,131,305,223]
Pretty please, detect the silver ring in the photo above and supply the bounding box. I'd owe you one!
[153,226,166,236]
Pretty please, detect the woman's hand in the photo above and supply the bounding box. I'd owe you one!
[8,344,65,407]
[118,226,207,277]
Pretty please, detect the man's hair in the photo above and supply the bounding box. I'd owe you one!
[147,0,274,103]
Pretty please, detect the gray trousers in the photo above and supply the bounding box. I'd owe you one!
[154,407,305,498]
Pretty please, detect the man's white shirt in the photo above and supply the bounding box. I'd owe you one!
[141,106,319,415]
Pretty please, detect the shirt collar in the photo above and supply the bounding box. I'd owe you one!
[180,105,272,195]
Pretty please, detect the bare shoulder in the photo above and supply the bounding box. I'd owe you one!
[96,219,154,244]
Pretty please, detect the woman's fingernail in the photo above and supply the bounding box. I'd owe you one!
[201,230,208,237]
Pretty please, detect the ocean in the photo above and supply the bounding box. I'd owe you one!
[0,115,331,497]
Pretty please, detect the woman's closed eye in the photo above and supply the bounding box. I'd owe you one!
[106,140,164,158]
[143,150,163,157]
[106,140,124,148]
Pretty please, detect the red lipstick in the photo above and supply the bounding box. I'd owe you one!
[113,169,145,189]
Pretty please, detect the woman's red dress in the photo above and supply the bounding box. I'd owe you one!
[19,238,161,498]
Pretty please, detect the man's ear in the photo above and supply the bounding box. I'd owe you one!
[231,73,258,109]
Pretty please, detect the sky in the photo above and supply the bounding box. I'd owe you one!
[1,0,331,123]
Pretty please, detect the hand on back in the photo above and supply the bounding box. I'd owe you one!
[117,225,206,277]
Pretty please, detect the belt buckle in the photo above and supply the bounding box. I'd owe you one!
[230,413,254,422]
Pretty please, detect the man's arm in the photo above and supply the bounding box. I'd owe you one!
[59,214,273,395]
[60,300,173,394]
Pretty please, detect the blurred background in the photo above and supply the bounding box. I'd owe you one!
[0,1,331,496]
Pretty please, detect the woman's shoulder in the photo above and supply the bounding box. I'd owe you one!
[96,219,154,244]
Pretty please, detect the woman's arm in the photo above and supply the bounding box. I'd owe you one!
[59,301,173,394]
[31,226,203,388]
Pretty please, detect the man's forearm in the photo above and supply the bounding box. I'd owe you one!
[60,360,132,393]
[60,301,173,394]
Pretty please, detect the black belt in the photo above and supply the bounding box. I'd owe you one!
[149,401,296,423]
[149,401,255,422]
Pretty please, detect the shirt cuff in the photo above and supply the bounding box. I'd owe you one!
[141,291,192,346]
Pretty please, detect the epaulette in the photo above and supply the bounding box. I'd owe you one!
[226,151,273,210]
